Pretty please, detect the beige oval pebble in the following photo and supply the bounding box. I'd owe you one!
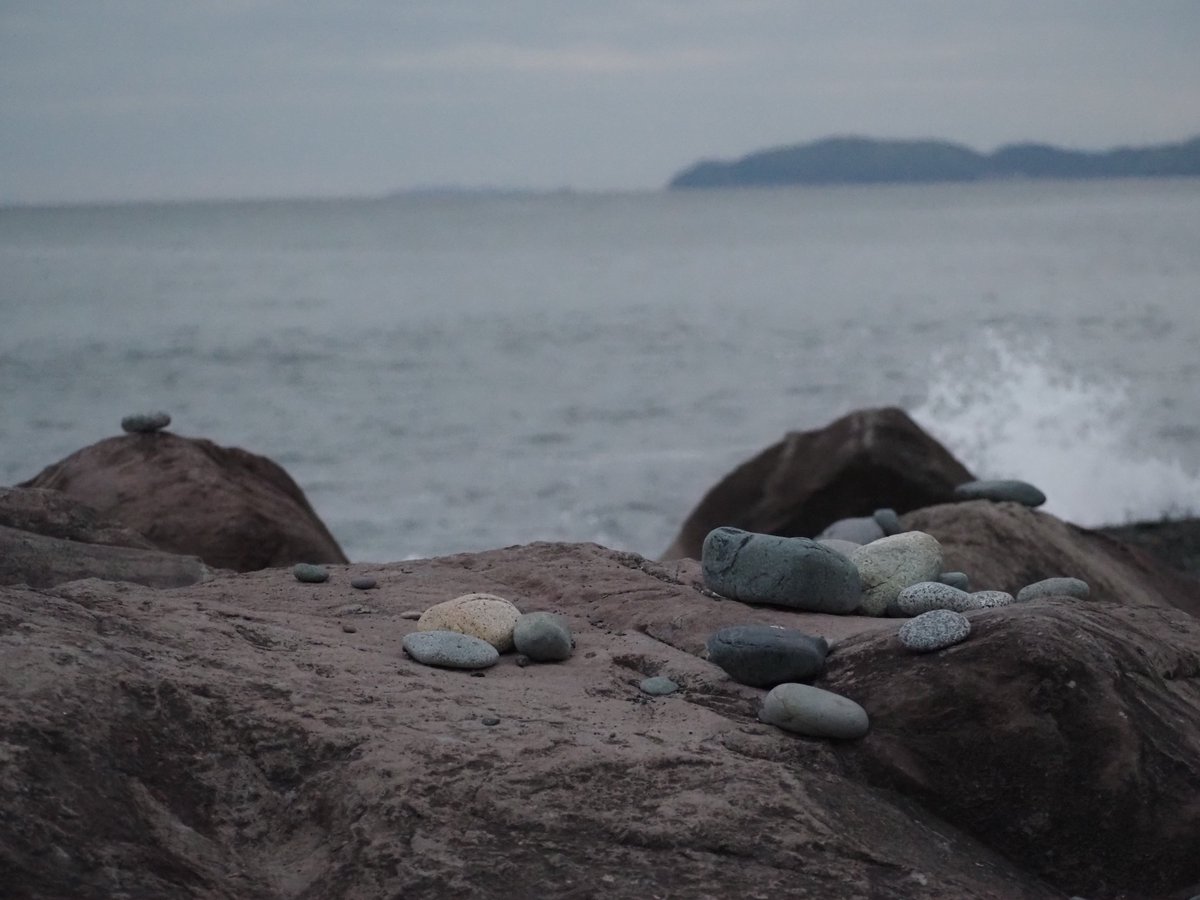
[417,592,521,651]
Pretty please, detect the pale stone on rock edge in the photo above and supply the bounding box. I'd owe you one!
[418,592,521,652]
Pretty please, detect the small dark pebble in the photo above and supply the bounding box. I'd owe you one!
[515,654,531,667]
[341,623,357,634]
[470,671,486,678]
[482,716,500,726]
[350,576,377,590]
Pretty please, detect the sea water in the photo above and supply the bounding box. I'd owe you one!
[2,178,1198,561]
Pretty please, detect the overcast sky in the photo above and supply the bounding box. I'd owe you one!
[2,1,1198,204]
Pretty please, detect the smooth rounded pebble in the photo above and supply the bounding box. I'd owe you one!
[1017,577,1090,602]
[702,527,862,614]
[938,571,970,591]
[292,563,329,584]
[954,479,1046,507]
[895,581,972,616]
[849,531,943,617]
[513,611,573,662]
[418,592,521,652]
[350,576,377,590]
[873,508,902,536]
[482,716,500,726]
[818,516,885,544]
[898,609,971,653]
[706,624,828,688]
[759,683,869,740]
[639,676,679,696]
[120,411,171,433]
[402,630,499,669]
[962,590,1015,610]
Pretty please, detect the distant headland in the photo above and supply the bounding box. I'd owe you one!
[667,135,1200,189]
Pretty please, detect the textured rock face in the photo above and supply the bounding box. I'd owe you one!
[20,432,347,572]
[824,599,1200,898]
[0,486,155,550]
[662,407,974,560]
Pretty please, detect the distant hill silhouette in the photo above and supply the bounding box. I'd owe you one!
[667,135,1200,189]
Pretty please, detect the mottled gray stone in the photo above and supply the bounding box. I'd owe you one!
[895,581,972,616]
[701,527,862,614]
[120,411,171,433]
[873,508,902,536]
[513,611,573,662]
[1017,577,1090,602]
[898,609,971,652]
[402,630,499,669]
[938,571,970,591]
[292,563,329,584]
[350,576,377,590]
[954,479,1046,507]
[705,624,828,688]
[759,683,869,740]
[849,531,943,617]
[962,590,1015,610]
[639,676,679,696]
[818,516,885,544]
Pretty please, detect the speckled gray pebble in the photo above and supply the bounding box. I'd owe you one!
[513,611,573,662]
[292,563,329,584]
[1017,577,1090,602]
[639,676,679,696]
[873,508,902,536]
[818,516,885,544]
[702,527,862,614]
[938,571,970,591]
[705,624,828,688]
[759,683,869,739]
[954,478,1046,507]
[402,630,499,669]
[898,609,971,652]
[350,576,377,590]
[963,590,1015,609]
[120,411,171,433]
[895,581,972,616]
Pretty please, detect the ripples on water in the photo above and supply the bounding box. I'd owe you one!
[2,180,1198,560]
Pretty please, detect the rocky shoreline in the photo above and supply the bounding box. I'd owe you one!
[1,408,1198,899]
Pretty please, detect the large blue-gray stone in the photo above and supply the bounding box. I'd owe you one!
[706,624,828,688]
[402,630,499,669]
[1017,577,1090,602]
[818,516,885,544]
[701,527,862,614]
[759,683,869,739]
[513,611,573,662]
[954,479,1047,507]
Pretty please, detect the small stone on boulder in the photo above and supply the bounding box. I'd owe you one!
[293,563,329,584]
[818,516,885,544]
[759,683,869,740]
[954,479,1046,507]
[895,581,972,616]
[1018,577,1090,602]
[898,609,971,653]
[705,624,828,688]
[418,592,522,652]
[963,590,1015,609]
[402,631,499,669]
[351,576,377,590]
[938,571,970,591]
[513,611,573,662]
[639,676,679,696]
[120,412,171,434]
[849,531,943,617]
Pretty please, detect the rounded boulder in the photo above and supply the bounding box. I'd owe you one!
[849,531,943,617]
[417,592,521,652]
[706,624,829,688]
[759,683,869,740]
[513,611,573,662]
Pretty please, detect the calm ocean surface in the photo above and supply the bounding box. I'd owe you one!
[2,179,1199,562]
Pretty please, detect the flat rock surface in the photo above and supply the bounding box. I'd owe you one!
[0,542,1074,900]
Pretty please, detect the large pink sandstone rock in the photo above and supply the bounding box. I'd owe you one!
[661,407,974,560]
[2,534,1197,899]
[20,431,347,572]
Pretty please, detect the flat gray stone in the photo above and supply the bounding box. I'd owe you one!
[938,571,970,591]
[954,479,1046,507]
[350,576,377,590]
[120,411,171,434]
[895,581,972,616]
[639,676,678,696]
[898,609,971,653]
[402,630,499,669]
[513,611,573,662]
[1017,577,1090,602]
[962,590,1015,610]
[702,527,862,614]
[818,516,885,544]
[292,563,329,584]
[873,508,902,536]
[759,683,869,740]
[849,531,943,617]
[706,624,828,688]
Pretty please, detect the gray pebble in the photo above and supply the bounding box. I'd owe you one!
[513,611,573,662]
[895,581,972,616]
[399,610,422,620]
[706,624,828,688]
[402,630,499,669]
[341,623,357,634]
[938,571,970,591]
[898,609,971,653]
[818,516,885,544]
[954,479,1046,507]
[482,716,500,726]
[702,527,862,614]
[873,508,902,536]
[120,411,171,433]
[350,576,377,590]
[639,676,679,696]
[962,590,1014,609]
[759,683,869,740]
[515,654,531,667]
[1017,577,1090,602]
[292,563,329,584]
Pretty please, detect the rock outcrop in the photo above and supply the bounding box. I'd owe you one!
[661,407,974,560]
[20,431,347,571]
